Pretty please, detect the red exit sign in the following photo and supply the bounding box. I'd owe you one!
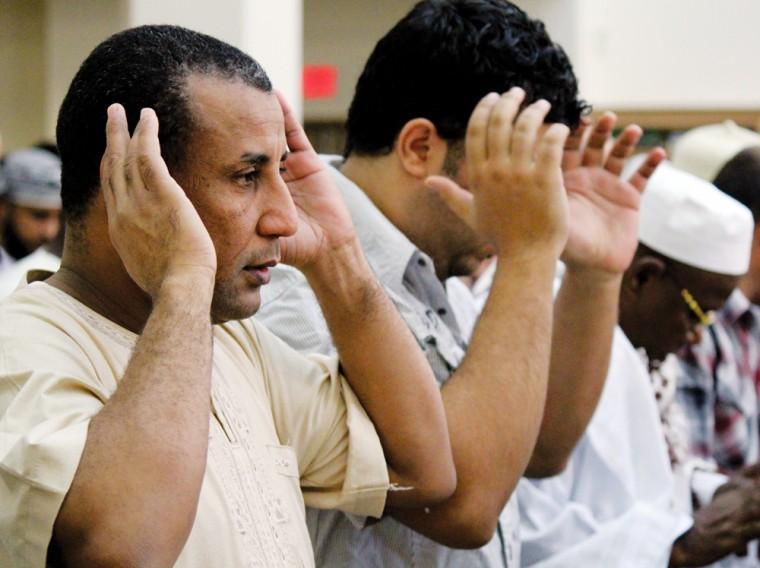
[303,65,338,99]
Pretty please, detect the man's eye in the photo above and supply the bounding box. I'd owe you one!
[241,170,259,184]
[279,166,288,176]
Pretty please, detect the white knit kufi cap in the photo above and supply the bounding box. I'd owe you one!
[637,160,754,276]
[670,121,760,182]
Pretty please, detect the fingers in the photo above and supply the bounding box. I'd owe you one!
[465,92,502,167]
[275,89,314,154]
[487,88,527,162]
[101,104,181,211]
[604,124,643,177]
[132,108,181,199]
[511,99,552,166]
[581,112,617,167]
[536,123,570,183]
[562,116,590,171]
[100,103,130,213]
[627,147,667,192]
[738,462,760,479]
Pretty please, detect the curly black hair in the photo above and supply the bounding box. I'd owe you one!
[345,0,589,157]
[56,25,271,222]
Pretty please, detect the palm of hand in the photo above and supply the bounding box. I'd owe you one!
[279,152,355,268]
[563,167,641,274]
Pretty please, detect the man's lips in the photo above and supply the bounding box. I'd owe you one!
[242,259,278,285]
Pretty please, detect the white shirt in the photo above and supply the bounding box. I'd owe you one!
[257,157,517,567]
[0,247,60,299]
[454,263,753,567]
[518,328,692,567]
[0,245,14,273]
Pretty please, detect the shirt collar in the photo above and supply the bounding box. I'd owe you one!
[0,246,14,270]
[323,155,431,290]
[721,288,755,325]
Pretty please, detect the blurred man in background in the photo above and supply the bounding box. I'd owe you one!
[513,162,760,567]
[0,147,62,295]
[671,122,760,476]
[0,147,61,265]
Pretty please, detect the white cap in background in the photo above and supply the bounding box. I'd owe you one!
[637,161,753,276]
[669,121,760,182]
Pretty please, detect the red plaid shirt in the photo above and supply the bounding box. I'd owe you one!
[677,289,760,473]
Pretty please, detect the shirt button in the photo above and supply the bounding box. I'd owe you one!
[437,308,447,316]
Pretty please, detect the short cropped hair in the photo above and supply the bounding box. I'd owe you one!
[344,0,589,157]
[56,25,271,222]
[713,146,760,221]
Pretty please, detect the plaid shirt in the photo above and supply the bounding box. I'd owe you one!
[677,289,760,473]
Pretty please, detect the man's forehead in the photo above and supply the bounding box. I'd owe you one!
[185,73,284,137]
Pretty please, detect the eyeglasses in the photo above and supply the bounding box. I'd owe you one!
[680,288,714,327]
[665,267,714,327]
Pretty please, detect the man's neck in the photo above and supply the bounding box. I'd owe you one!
[47,235,152,334]
[341,154,452,282]
[341,154,411,233]
[739,274,760,306]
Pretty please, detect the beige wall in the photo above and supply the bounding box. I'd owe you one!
[304,0,760,123]
[0,0,46,152]
[45,0,129,138]
[519,0,760,110]
[303,0,415,121]
[3,0,759,150]
[1,0,302,152]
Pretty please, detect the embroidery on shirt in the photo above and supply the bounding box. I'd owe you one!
[208,365,303,567]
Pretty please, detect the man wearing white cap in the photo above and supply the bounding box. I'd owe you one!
[0,147,62,270]
[671,122,760,474]
[514,162,760,567]
[0,147,63,297]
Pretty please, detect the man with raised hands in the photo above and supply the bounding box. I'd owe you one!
[0,25,457,568]
[256,1,663,565]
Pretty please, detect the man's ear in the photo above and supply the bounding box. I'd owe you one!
[626,255,667,294]
[395,118,448,180]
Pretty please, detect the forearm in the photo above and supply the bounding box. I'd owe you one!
[303,239,455,508]
[526,266,621,477]
[393,251,557,546]
[54,272,214,566]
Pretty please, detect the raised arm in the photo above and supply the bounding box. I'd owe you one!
[275,92,455,509]
[401,88,570,546]
[51,106,217,566]
[527,114,666,476]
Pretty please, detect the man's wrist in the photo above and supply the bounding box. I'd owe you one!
[302,237,380,307]
[157,266,215,305]
[562,263,624,290]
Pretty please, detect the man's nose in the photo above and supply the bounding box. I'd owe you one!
[40,217,61,241]
[256,178,298,238]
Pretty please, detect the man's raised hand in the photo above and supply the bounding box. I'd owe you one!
[275,91,357,270]
[562,112,666,276]
[427,88,570,259]
[100,104,217,298]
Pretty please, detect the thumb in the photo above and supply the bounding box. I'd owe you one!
[424,175,476,230]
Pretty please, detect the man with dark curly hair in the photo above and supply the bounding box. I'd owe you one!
[256,1,662,565]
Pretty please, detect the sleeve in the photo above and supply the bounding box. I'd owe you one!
[518,468,693,568]
[0,315,106,568]
[248,319,389,519]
